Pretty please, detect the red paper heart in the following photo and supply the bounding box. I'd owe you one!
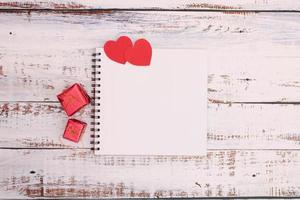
[125,39,152,66]
[104,36,133,64]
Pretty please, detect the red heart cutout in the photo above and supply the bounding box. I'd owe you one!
[125,39,152,66]
[104,36,133,64]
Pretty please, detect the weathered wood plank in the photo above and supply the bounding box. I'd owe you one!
[0,149,299,198]
[0,3,298,200]
[0,0,299,11]
[209,103,300,149]
[2,102,300,149]
[0,12,300,102]
[0,102,92,149]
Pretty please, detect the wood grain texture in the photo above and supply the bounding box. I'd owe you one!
[0,102,92,149]
[0,0,299,11]
[0,12,300,102]
[208,103,300,149]
[2,102,300,149]
[1,149,300,198]
[0,2,300,198]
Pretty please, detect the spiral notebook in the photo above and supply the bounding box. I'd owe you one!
[91,48,207,155]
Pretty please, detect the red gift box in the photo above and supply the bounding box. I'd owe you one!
[57,83,90,116]
[63,119,87,142]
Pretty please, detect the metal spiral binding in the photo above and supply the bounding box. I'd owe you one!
[90,52,101,151]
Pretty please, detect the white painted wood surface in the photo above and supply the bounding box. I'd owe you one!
[1,149,300,198]
[0,1,300,198]
[1,12,300,102]
[0,0,299,10]
[2,102,300,150]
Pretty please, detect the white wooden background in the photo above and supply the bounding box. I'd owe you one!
[1,0,300,198]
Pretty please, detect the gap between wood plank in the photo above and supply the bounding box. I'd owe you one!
[2,101,300,105]
[0,196,299,199]
[232,101,300,105]
[0,147,88,150]
[209,99,300,105]
[2,197,298,200]
[2,147,300,151]
[0,8,299,13]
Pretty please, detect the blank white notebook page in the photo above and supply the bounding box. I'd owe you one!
[96,49,207,155]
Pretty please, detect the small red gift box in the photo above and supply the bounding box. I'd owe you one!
[63,119,87,142]
[57,83,90,116]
